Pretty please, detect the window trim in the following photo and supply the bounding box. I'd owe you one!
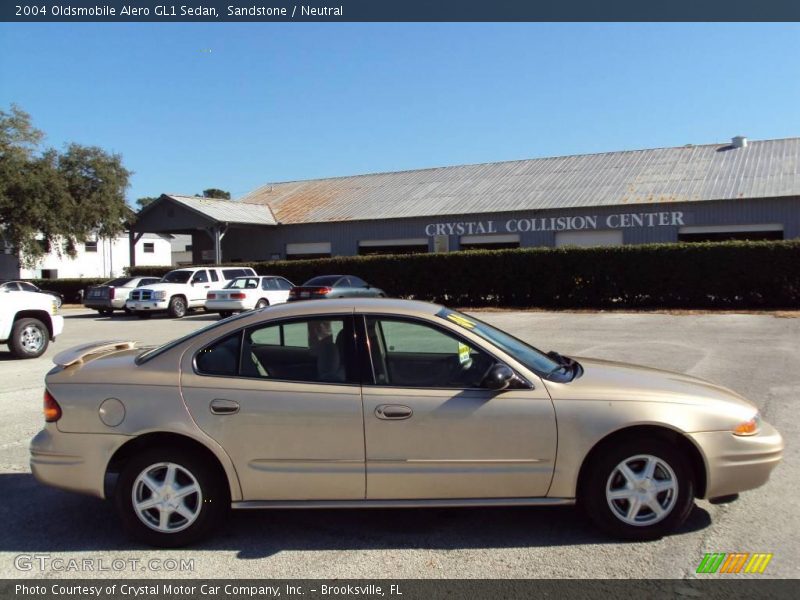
[192,314,360,386]
[357,313,531,391]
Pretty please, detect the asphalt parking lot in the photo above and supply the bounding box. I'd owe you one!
[0,307,797,579]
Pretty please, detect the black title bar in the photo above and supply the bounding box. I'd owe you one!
[3,0,800,22]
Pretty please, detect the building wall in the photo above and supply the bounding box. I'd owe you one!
[221,197,800,261]
[16,235,172,279]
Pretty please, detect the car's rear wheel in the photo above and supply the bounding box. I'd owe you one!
[218,311,232,319]
[579,438,694,540]
[115,448,228,547]
[98,308,113,316]
[255,298,269,309]
[9,318,49,359]
[167,296,187,318]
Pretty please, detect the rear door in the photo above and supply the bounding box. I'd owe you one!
[359,315,557,500]
[180,313,366,501]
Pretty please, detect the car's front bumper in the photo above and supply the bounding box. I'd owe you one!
[51,315,64,339]
[125,299,169,312]
[30,426,128,499]
[690,419,784,499]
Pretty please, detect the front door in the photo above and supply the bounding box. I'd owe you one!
[180,314,365,500]
[360,316,557,500]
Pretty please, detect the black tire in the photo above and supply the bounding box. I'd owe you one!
[115,448,229,548]
[254,298,269,310]
[167,296,187,319]
[137,312,152,319]
[218,311,233,319]
[124,307,132,316]
[98,308,114,317]
[9,317,49,359]
[579,437,694,541]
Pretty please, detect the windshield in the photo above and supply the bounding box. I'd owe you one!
[225,277,260,289]
[436,308,565,378]
[160,270,192,283]
[105,277,131,287]
[303,275,341,287]
[136,312,253,364]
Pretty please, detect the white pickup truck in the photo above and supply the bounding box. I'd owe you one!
[125,266,257,318]
[0,288,65,358]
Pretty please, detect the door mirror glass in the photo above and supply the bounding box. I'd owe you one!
[482,364,515,391]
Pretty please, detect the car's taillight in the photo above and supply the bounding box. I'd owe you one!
[44,390,61,422]
[109,287,115,300]
[311,287,332,295]
[230,292,246,299]
[288,288,298,297]
[207,292,216,299]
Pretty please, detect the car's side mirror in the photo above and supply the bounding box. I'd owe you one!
[482,364,515,391]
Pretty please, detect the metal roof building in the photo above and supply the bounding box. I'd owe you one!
[133,136,800,264]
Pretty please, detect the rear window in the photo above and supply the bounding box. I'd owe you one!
[303,275,341,287]
[105,277,132,287]
[222,268,247,279]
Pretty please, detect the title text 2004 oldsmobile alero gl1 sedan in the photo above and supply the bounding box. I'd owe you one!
[31,299,783,547]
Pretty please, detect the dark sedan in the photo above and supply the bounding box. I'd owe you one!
[288,275,386,301]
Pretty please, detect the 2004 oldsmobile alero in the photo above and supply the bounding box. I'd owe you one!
[31,299,783,547]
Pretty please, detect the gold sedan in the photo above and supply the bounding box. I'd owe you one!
[30,299,783,547]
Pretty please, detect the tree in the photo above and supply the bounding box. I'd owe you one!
[201,188,231,200]
[0,105,133,266]
[136,196,160,210]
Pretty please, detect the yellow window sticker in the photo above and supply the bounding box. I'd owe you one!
[458,343,471,365]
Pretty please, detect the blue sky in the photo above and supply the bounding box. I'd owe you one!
[1,23,798,204]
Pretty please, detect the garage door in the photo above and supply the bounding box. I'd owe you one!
[555,230,623,248]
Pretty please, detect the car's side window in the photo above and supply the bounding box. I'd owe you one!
[242,317,356,383]
[364,317,493,388]
[209,270,219,282]
[277,278,293,290]
[196,332,242,376]
[192,270,209,283]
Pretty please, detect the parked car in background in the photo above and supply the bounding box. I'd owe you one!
[84,276,161,316]
[0,287,63,358]
[205,275,294,318]
[0,280,64,308]
[31,298,782,546]
[288,275,385,301]
[126,267,257,319]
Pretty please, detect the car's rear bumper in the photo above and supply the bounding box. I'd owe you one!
[84,298,126,310]
[205,300,250,311]
[30,427,128,499]
[689,420,783,499]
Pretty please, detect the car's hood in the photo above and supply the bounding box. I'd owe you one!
[544,356,755,411]
[134,282,182,290]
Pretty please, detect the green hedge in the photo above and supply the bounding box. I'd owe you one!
[125,240,800,309]
[26,278,108,303]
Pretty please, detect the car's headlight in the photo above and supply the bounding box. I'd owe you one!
[733,413,761,436]
[152,291,166,300]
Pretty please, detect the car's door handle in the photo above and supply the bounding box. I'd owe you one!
[210,398,240,415]
[375,404,413,420]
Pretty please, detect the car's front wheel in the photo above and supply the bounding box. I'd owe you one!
[167,296,187,318]
[115,448,228,547]
[579,438,694,540]
[9,318,49,359]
